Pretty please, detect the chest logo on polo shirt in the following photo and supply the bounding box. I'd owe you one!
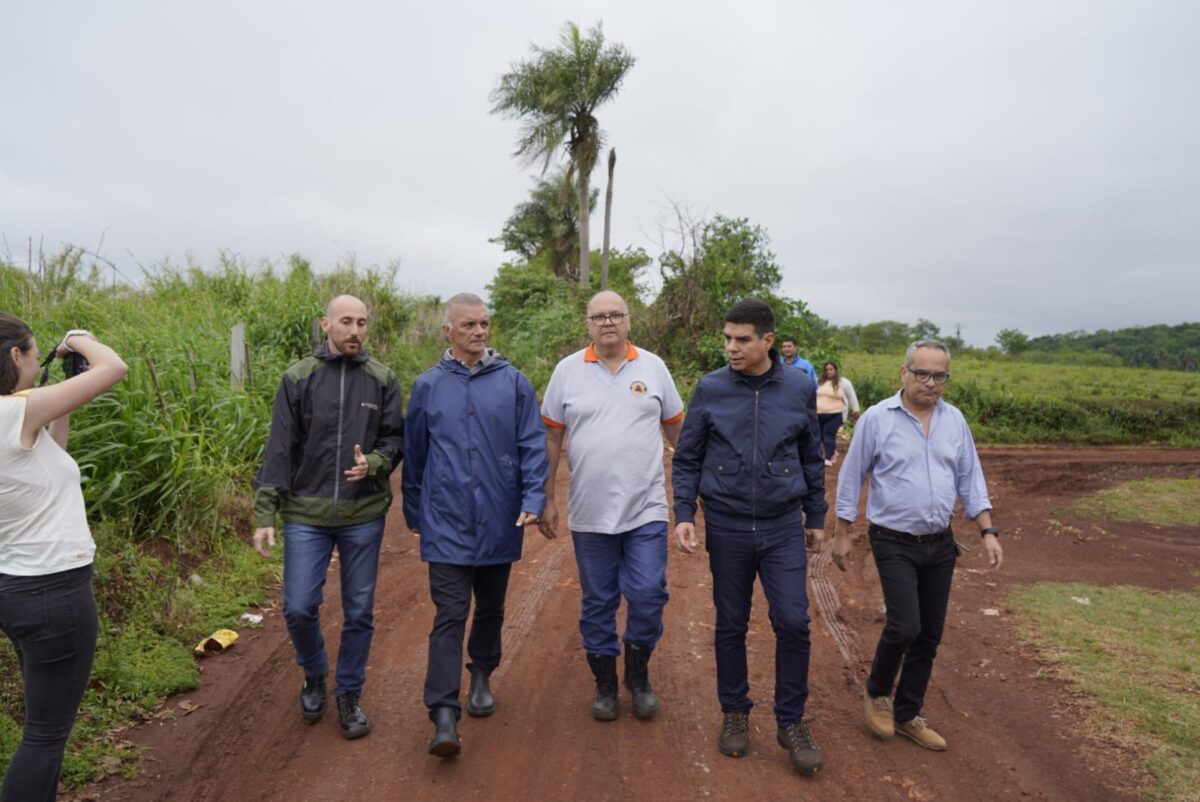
[630,381,647,397]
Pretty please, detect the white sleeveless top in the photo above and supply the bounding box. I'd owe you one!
[0,394,95,575]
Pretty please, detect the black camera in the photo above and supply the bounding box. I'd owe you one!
[37,341,91,386]
[62,351,90,379]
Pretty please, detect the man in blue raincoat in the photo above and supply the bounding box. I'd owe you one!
[402,292,549,758]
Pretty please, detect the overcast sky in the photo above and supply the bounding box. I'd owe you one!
[3,1,1197,346]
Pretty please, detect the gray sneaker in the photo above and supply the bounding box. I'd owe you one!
[718,710,750,757]
[777,719,823,776]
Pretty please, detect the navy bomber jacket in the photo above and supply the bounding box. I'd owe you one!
[672,357,827,532]
[253,342,404,528]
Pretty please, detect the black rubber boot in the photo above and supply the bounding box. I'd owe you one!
[586,653,619,721]
[466,664,496,717]
[299,675,326,722]
[336,692,371,740]
[428,705,461,757]
[623,643,659,720]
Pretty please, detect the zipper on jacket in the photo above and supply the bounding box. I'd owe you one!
[334,361,346,526]
[751,388,760,531]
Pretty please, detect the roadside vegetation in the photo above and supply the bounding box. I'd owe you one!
[1012,583,1200,802]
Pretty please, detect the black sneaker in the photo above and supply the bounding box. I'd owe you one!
[336,693,371,740]
[718,710,750,757]
[299,675,326,722]
[777,719,823,776]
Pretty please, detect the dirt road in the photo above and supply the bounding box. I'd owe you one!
[83,447,1199,801]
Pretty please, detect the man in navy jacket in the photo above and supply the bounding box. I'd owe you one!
[672,299,827,778]
[403,292,548,758]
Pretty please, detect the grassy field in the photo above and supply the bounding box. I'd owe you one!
[1012,583,1200,802]
[842,352,1200,402]
[1067,478,1200,528]
[840,352,1200,446]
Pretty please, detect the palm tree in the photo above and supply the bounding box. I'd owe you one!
[491,169,598,281]
[600,147,616,290]
[491,22,635,288]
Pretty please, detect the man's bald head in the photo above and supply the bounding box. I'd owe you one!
[321,295,370,356]
[586,290,631,355]
[326,295,368,320]
[586,290,628,317]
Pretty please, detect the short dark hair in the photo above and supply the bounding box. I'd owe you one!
[780,336,798,346]
[724,299,775,336]
[0,313,34,396]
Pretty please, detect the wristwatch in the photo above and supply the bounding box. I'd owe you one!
[980,527,1000,538]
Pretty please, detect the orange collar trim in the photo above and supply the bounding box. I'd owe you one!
[584,341,639,362]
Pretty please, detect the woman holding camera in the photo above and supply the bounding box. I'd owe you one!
[0,313,127,801]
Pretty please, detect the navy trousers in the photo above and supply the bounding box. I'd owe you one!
[706,523,812,725]
[817,412,843,460]
[424,562,512,717]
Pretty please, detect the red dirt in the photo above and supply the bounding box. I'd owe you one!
[76,447,1200,801]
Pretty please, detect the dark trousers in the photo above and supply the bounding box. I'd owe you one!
[571,521,669,656]
[817,412,843,460]
[282,518,385,697]
[865,528,957,722]
[0,565,98,802]
[424,562,512,716]
[707,524,811,726]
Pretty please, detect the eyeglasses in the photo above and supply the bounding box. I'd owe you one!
[906,366,951,385]
[587,312,627,324]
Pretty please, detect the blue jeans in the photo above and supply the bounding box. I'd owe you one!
[0,565,97,802]
[282,518,385,697]
[571,522,670,656]
[707,524,812,725]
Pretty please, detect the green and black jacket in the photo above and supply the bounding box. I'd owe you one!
[253,342,404,528]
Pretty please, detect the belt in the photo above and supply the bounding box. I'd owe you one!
[868,523,951,543]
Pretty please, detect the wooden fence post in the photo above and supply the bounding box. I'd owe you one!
[231,323,246,390]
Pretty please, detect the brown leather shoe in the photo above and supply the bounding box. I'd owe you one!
[896,716,947,751]
[863,688,894,738]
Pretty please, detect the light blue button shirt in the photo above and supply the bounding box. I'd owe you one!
[836,391,991,535]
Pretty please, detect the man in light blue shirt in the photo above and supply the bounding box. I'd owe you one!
[779,337,818,386]
[826,339,1003,753]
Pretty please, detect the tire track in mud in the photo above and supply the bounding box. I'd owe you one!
[491,540,573,681]
[808,542,861,666]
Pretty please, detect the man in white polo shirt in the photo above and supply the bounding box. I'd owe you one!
[539,290,685,721]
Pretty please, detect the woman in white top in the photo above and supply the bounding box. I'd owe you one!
[0,313,127,801]
[815,361,860,467]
